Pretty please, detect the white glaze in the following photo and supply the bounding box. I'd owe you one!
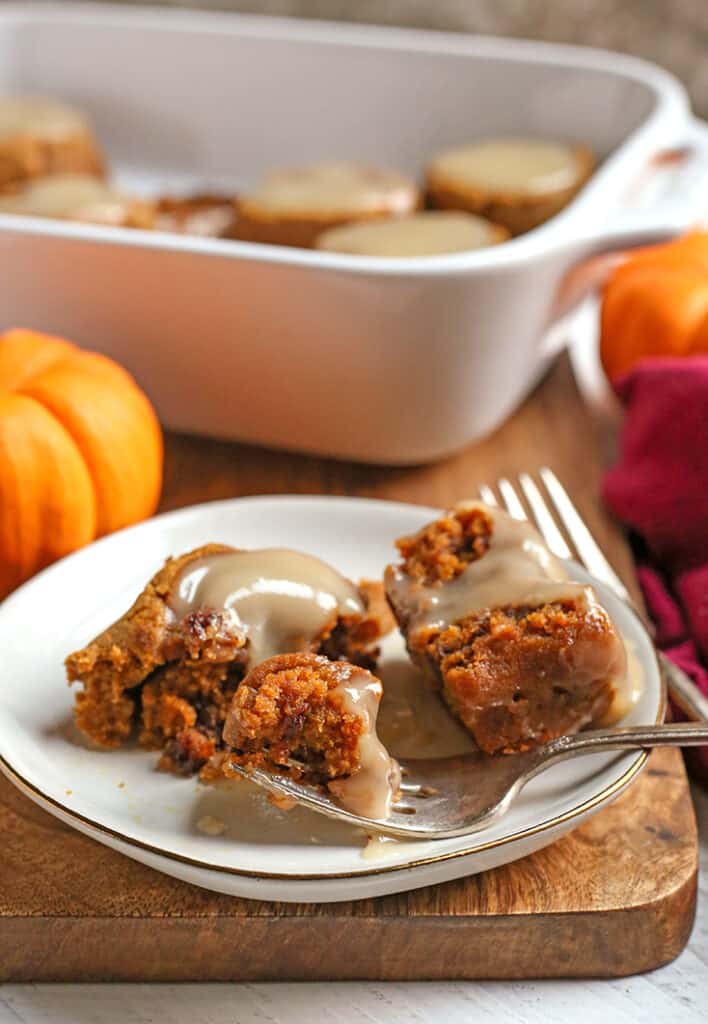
[317,211,505,257]
[0,95,87,141]
[244,162,417,215]
[327,667,401,819]
[170,548,364,666]
[430,138,584,195]
[602,639,644,724]
[0,175,131,224]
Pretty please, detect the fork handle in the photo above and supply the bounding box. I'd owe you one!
[541,721,708,763]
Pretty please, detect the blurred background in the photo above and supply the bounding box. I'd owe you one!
[96,0,708,116]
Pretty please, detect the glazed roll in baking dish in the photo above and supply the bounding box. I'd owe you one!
[66,544,393,776]
[316,210,509,257]
[234,162,421,248]
[426,138,594,236]
[384,502,628,754]
[0,174,154,228]
[0,96,105,192]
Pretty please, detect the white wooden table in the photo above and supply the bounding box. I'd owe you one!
[1,787,705,1024]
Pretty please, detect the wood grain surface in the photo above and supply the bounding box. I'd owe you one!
[0,356,698,981]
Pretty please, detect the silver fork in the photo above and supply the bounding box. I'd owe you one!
[230,719,708,840]
[480,468,708,723]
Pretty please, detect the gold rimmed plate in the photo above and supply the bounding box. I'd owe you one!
[0,496,663,902]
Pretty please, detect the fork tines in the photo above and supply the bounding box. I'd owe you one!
[477,471,708,724]
[477,468,629,600]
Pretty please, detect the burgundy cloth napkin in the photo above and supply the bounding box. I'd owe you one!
[604,355,708,777]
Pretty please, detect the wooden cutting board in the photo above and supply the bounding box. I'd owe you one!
[0,356,698,981]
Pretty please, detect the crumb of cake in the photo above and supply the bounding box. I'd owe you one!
[196,814,227,837]
[267,792,298,811]
[317,579,393,670]
[355,579,397,639]
[117,782,125,789]
[198,752,236,783]
[395,504,493,584]
[158,727,217,776]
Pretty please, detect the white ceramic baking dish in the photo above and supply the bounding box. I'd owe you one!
[0,3,695,462]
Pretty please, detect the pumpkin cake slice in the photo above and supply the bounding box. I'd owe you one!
[384,502,629,755]
[223,652,401,818]
[66,545,393,776]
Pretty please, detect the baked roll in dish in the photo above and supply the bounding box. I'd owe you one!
[0,174,155,228]
[384,502,628,755]
[0,96,105,193]
[316,210,508,257]
[223,652,400,818]
[234,162,420,248]
[426,138,594,236]
[66,545,392,776]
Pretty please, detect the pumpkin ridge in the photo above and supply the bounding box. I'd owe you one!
[19,395,98,567]
[0,392,96,597]
[0,329,77,394]
[17,353,163,536]
[0,328,162,597]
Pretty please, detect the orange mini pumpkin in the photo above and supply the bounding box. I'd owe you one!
[0,329,163,598]
[600,231,708,379]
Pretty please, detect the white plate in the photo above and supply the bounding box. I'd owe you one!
[0,496,662,903]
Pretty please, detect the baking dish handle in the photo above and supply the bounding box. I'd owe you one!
[551,215,687,320]
[581,116,708,255]
[553,121,708,317]
[568,206,693,260]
